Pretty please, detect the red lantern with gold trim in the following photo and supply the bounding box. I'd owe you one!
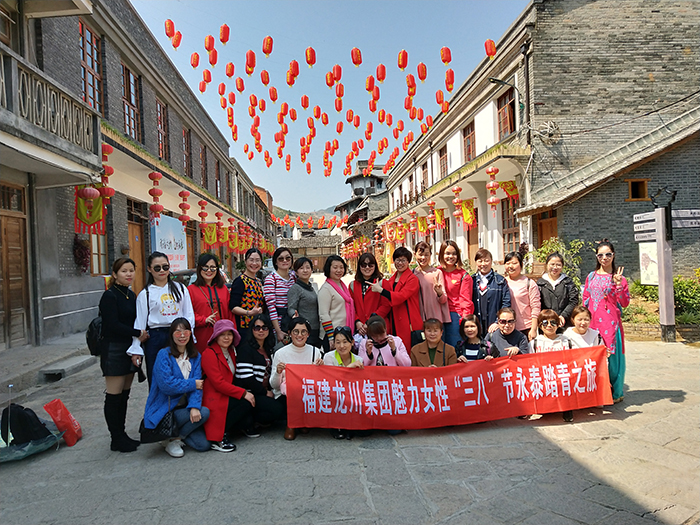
[305,46,316,68]
[219,24,229,45]
[351,47,362,67]
[262,36,273,57]
[440,46,452,65]
[417,62,427,83]
[397,49,408,71]
[171,31,181,49]
[376,63,386,83]
[190,52,200,69]
[485,39,497,60]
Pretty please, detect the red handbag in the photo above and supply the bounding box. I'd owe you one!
[43,399,82,447]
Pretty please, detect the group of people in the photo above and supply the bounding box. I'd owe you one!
[97,239,629,456]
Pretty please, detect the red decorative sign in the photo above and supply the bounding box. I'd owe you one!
[286,346,611,430]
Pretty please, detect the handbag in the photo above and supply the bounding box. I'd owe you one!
[405,302,425,348]
[139,397,178,443]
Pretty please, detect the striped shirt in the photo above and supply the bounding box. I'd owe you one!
[263,270,296,322]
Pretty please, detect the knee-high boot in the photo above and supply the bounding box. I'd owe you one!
[104,393,137,452]
[119,389,140,447]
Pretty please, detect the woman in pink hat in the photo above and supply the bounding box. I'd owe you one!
[201,319,256,452]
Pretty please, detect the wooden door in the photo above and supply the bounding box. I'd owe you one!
[186,232,195,269]
[0,215,30,349]
[128,222,145,295]
[467,208,479,265]
[538,217,558,247]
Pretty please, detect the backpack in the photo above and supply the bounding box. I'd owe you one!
[1,404,52,445]
[86,315,103,356]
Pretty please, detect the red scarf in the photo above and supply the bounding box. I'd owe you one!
[326,279,356,328]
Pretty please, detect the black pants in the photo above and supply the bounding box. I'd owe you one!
[143,327,169,389]
[253,394,286,425]
[225,396,254,435]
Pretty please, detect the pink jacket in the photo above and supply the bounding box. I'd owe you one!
[357,336,411,367]
[507,275,541,331]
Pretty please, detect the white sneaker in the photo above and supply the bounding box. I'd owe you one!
[165,439,184,458]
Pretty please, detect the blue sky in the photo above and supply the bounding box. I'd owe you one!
[132,0,529,212]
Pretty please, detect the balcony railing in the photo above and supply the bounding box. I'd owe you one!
[0,47,99,156]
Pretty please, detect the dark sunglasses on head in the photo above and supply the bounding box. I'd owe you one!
[252,325,269,332]
[497,319,515,325]
[152,264,170,272]
[333,326,353,339]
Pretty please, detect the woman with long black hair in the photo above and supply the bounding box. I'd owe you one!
[188,253,233,353]
[229,247,265,344]
[349,252,390,338]
[100,257,148,452]
[128,251,195,388]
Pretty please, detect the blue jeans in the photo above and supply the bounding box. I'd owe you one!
[174,406,210,451]
[444,311,461,348]
[144,328,170,389]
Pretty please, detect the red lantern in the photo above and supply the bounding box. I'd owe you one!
[378,109,385,123]
[208,48,218,67]
[351,47,362,67]
[440,46,452,65]
[366,75,375,92]
[441,101,449,114]
[236,77,245,92]
[225,62,234,78]
[372,85,380,102]
[249,93,257,107]
[217,82,226,97]
[346,109,354,124]
[376,63,386,83]
[219,24,229,45]
[269,86,278,103]
[171,31,181,49]
[404,96,412,111]
[204,35,215,52]
[445,69,454,92]
[397,120,404,132]
[321,112,329,126]
[300,95,309,110]
[426,115,433,128]
[335,82,344,98]
[77,186,100,211]
[259,69,270,86]
[289,60,299,78]
[190,52,199,69]
[164,19,175,39]
[416,107,424,121]
[486,166,500,215]
[245,50,256,75]
[258,99,266,113]
[286,70,295,87]
[397,49,408,71]
[305,46,316,68]
[262,35,273,57]
[202,69,212,83]
[406,74,416,90]
[306,162,311,175]
[485,39,497,60]
[148,172,163,217]
[417,62,427,83]
[409,107,417,120]
[368,99,376,113]
[386,113,393,127]
[353,114,360,129]
[334,98,343,113]
[289,108,297,121]
[313,105,321,119]
[332,64,342,82]
[198,81,206,93]
[436,89,444,105]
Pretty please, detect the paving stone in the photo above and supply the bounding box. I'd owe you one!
[408,461,492,483]
[517,510,583,525]
[314,475,368,498]
[449,444,532,462]
[420,481,474,521]
[399,445,452,465]
[368,485,430,525]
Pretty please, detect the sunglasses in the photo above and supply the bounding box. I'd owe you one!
[540,320,558,327]
[174,329,191,336]
[497,319,516,325]
[596,253,614,259]
[201,266,218,272]
[252,325,269,332]
[152,264,170,272]
[360,262,375,268]
[277,256,292,262]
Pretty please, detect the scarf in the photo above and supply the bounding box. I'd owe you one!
[326,278,356,328]
[478,271,491,295]
[296,279,314,292]
[543,273,566,287]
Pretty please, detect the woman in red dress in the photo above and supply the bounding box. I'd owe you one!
[188,254,233,353]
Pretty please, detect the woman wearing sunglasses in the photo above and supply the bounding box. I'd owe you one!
[229,248,265,344]
[189,254,233,353]
[484,307,529,357]
[582,240,629,404]
[263,247,296,346]
[128,251,195,388]
[234,314,285,431]
[349,253,390,338]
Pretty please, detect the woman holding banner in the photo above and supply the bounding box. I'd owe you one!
[189,254,233,353]
[582,240,629,404]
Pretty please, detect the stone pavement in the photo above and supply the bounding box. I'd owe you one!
[0,339,698,525]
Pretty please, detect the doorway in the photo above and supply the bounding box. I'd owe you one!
[537,210,558,247]
[0,184,30,349]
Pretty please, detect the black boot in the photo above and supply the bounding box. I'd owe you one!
[119,390,140,447]
[104,393,137,452]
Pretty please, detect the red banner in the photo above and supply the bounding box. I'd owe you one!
[287,346,611,430]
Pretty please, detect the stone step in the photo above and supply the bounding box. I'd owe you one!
[39,356,98,383]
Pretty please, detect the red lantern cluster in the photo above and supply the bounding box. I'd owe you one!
[100,143,115,204]
[148,172,164,217]
[486,166,500,215]
[178,190,191,225]
[451,186,463,225]
[198,200,208,229]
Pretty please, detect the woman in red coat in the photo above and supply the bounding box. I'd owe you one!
[201,319,255,452]
[350,252,391,337]
[370,247,422,349]
[188,254,234,353]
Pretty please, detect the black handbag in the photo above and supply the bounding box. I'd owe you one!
[139,398,178,443]
[406,303,425,348]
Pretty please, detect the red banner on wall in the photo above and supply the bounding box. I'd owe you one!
[286,346,611,430]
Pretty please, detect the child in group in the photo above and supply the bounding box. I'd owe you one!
[484,308,529,357]
[529,309,572,353]
[529,309,574,422]
[564,305,604,349]
[455,314,498,362]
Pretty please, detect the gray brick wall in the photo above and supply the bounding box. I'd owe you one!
[39,16,81,99]
[529,0,700,192]
[559,136,700,280]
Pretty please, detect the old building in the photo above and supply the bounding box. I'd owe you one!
[0,0,274,348]
[380,0,699,279]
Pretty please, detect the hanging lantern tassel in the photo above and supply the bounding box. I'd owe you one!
[451,186,463,228]
[148,172,164,218]
[198,200,208,229]
[178,190,191,226]
[486,166,500,216]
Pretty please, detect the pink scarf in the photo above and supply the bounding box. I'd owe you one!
[326,279,356,329]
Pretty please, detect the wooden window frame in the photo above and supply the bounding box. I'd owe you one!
[625,178,651,202]
[0,5,16,48]
[438,146,448,179]
[79,19,103,115]
[501,197,520,255]
[215,160,221,199]
[156,99,169,161]
[200,144,208,188]
[462,121,475,163]
[421,162,428,192]
[121,64,141,142]
[226,171,232,206]
[182,128,192,178]
[497,88,516,140]
[90,232,108,276]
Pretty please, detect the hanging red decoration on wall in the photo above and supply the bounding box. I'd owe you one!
[75,185,105,234]
[148,172,164,218]
[486,166,500,215]
[198,200,208,230]
[178,190,191,225]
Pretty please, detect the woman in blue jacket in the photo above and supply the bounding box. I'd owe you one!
[143,318,210,458]
[472,248,511,336]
